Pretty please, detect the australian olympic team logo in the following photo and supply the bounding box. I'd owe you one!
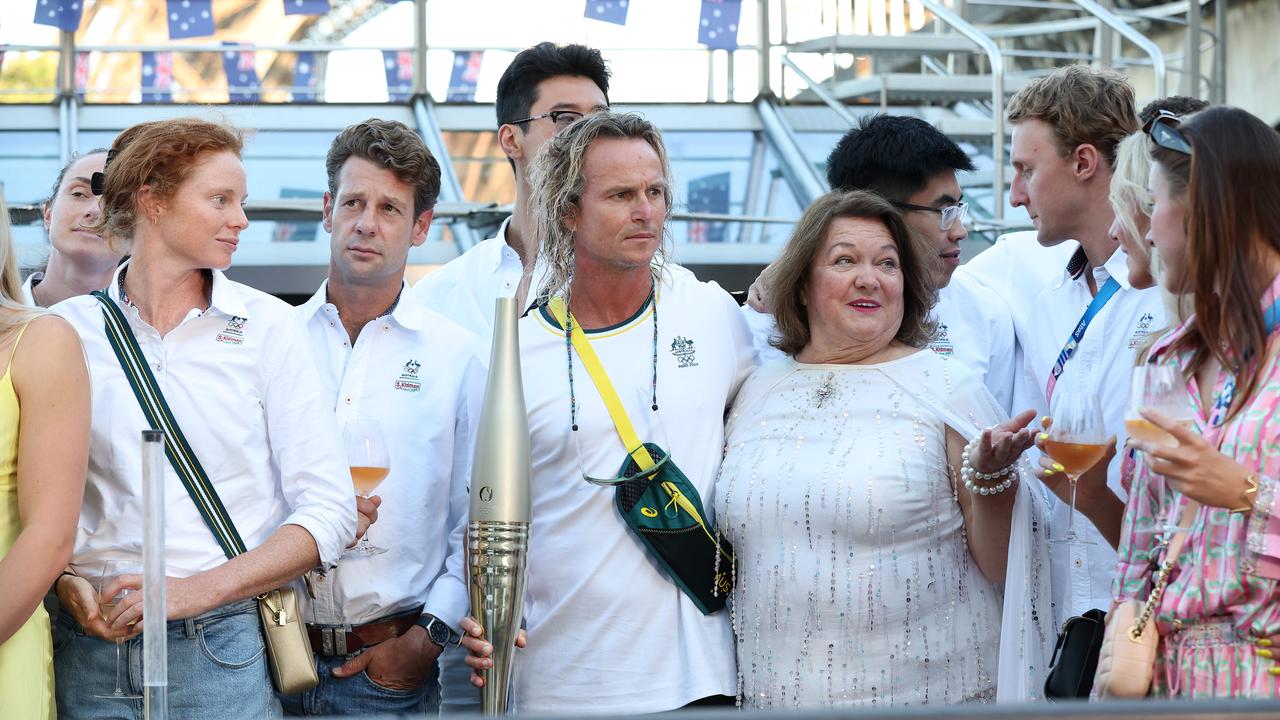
[215,316,247,345]
[670,336,698,368]
[929,322,954,357]
[395,359,422,393]
[1128,312,1156,349]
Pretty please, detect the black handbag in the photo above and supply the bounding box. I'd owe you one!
[1044,608,1107,700]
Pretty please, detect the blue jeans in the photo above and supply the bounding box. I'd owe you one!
[278,653,440,716]
[53,599,278,720]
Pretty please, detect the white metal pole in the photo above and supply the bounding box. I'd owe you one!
[142,430,167,720]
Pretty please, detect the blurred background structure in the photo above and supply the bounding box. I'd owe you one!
[1,0,1272,297]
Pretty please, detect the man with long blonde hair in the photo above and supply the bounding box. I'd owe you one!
[459,112,757,714]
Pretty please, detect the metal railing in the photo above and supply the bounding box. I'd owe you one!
[1072,0,1168,99]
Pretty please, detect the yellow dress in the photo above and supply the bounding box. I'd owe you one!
[0,325,55,719]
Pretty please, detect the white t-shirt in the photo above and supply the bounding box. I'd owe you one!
[1018,246,1167,619]
[741,274,1017,413]
[20,271,43,307]
[512,270,758,714]
[297,281,485,630]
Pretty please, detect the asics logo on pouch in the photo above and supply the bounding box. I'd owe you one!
[395,359,422,393]
[929,322,954,357]
[670,336,699,368]
[215,316,247,345]
[1128,312,1155,349]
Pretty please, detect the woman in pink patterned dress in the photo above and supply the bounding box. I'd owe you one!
[1115,106,1280,698]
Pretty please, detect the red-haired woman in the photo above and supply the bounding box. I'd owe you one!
[1115,106,1280,697]
[49,118,366,718]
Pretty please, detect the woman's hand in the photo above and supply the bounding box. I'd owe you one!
[460,616,527,688]
[970,409,1037,474]
[55,574,136,642]
[1034,417,1117,510]
[1132,408,1256,511]
[745,263,776,313]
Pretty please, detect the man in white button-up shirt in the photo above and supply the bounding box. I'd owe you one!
[414,42,611,341]
[1003,66,1164,629]
[285,120,485,717]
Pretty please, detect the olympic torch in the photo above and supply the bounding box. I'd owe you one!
[468,297,531,716]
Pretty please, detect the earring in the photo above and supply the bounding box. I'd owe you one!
[150,214,158,226]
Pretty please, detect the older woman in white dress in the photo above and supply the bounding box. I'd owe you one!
[715,190,1054,707]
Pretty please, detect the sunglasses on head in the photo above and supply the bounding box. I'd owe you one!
[1143,109,1193,156]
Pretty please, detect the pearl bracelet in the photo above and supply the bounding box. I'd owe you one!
[961,436,1015,496]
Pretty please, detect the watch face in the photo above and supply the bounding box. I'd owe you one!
[427,619,451,647]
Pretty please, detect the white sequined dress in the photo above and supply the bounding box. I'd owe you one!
[716,350,1051,707]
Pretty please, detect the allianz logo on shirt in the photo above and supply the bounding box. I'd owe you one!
[395,359,422,393]
[670,336,698,368]
[215,316,247,345]
[1128,313,1155,349]
[929,322,954,357]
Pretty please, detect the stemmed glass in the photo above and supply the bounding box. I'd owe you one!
[1044,392,1108,545]
[1124,365,1197,536]
[93,560,142,700]
[344,418,389,557]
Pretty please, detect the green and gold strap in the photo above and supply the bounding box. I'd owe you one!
[92,290,247,560]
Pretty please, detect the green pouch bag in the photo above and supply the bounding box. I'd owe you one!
[613,442,734,615]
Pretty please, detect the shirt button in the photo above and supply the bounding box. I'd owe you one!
[383,326,389,332]
[344,397,352,405]
[1073,558,1083,569]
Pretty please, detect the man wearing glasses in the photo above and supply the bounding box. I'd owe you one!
[745,114,1018,413]
[414,42,610,339]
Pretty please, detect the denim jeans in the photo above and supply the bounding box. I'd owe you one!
[53,599,278,720]
[278,653,440,716]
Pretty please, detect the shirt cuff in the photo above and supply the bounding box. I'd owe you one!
[423,574,470,636]
[1244,473,1280,579]
[282,504,356,569]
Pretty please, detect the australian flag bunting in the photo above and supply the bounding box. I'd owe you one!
[293,51,317,102]
[446,51,482,102]
[584,0,629,26]
[33,0,84,32]
[283,0,330,15]
[141,51,174,103]
[221,42,260,103]
[698,0,741,50]
[383,50,413,102]
[687,172,731,243]
[167,0,216,40]
[74,51,89,100]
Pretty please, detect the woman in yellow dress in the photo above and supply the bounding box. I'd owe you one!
[0,187,90,717]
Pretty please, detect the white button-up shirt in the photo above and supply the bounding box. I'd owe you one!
[413,218,548,341]
[297,281,484,629]
[19,271,43,306]
[1018,246,1167,619]
[53,265,357,578]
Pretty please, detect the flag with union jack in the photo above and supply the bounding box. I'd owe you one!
[383,50,414,102]
[141,51,174,103]
[74,51,90,100]
[221,42,260,103]
[446,51,483,102]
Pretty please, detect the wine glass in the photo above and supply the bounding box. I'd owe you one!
[1124,366,1197,536]
[93,560,142,700]
[344,418,389,557]
[1044,392,1108,545]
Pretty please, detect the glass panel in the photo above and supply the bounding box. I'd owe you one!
[0,131,61,204]
[444,131,513,205]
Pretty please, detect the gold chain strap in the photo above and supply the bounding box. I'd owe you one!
[1129,501,1200,641]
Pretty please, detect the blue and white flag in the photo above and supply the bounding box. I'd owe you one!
[383,50,414,102]
[293,51,317,102]
[141,51,174,103]
[221,42,260,103]
[284,0,330,15]
[446,51,482,102]
[167,0,216,39]
[584,0,629,26]
[687,172,731,243]
[698,0,741,50]
[33,0,83,33]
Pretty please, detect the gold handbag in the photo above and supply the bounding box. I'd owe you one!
[257,587,320,694]
[1094,501,1197,699]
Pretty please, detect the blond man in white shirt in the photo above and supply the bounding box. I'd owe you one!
[51,117,363,720]
[413,42,611,340]
[285,120,485,717]
[1003,66,1165,626]
[460,112,757,714]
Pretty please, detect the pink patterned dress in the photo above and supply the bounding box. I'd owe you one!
[1113,282,1280,698]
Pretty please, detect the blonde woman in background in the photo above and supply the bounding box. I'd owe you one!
[0,187,92,717]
